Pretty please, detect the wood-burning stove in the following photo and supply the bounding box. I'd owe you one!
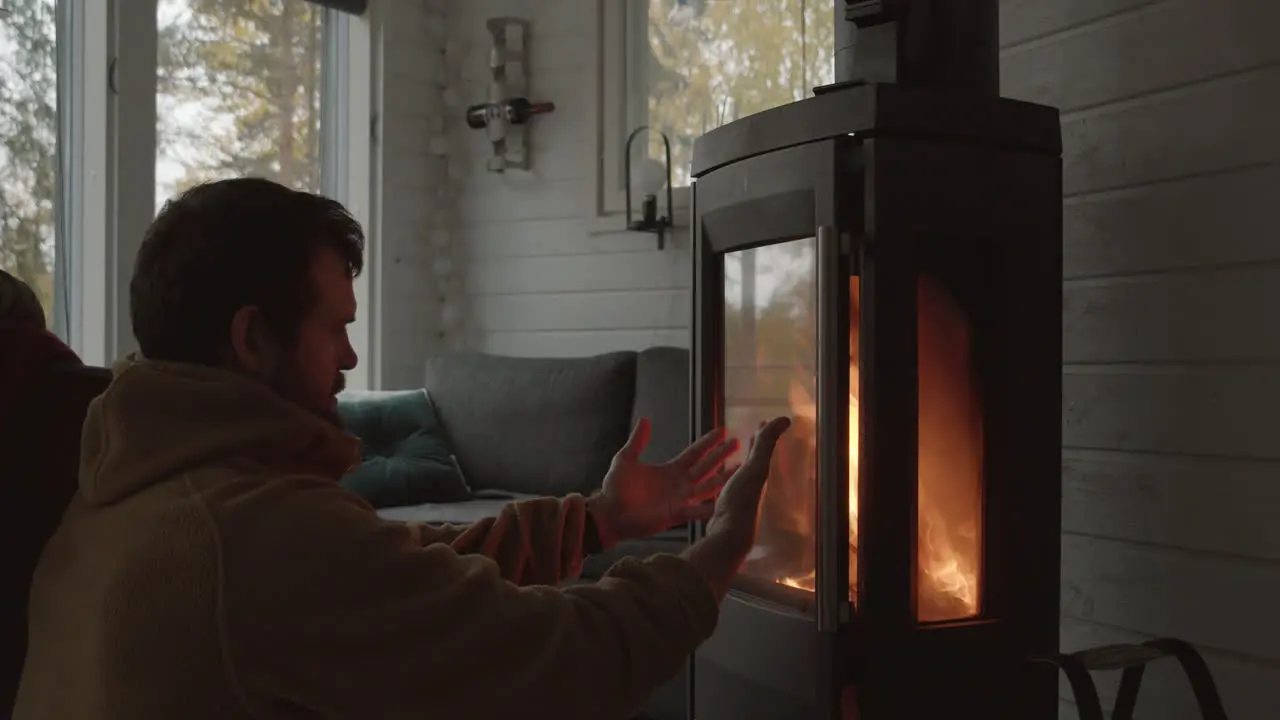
[686,2,1063,719]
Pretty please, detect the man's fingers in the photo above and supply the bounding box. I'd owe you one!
[747,421,764,454]
[721,417,792,502]
[616,417,653,461]
[669,426,728,468]
[689,464,737,503]
[747,416,791,461]
[687,437,740,483]
[675,501,717,524]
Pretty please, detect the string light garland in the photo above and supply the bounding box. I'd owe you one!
[427,4,465,350]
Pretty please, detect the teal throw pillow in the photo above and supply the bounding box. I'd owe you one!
[336,389,471,508]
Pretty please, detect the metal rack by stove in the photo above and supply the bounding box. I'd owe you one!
[1015,637,1229,720]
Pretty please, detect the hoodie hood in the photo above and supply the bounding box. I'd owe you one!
[79,356,359,506]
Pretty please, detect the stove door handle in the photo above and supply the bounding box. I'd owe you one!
[815,223,852,634]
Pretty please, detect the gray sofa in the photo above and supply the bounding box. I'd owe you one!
[371,347,693,720]
[375,346,692,578]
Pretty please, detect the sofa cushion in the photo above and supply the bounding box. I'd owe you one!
[632,346,691,464]
[376,491,539,526]
[424,352,637,496]
[336,389,472,508]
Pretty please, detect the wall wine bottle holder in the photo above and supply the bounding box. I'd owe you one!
[465,17,555,173]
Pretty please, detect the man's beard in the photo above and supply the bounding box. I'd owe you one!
[322,368,353,425]
[318,372,347,427]
[267,360,346,428]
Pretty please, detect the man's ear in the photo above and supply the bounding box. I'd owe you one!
[228,305,275,374]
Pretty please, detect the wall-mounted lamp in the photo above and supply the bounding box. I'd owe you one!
[624,126,674,251]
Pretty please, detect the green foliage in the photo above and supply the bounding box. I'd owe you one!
[0,0,58,325]
[640,0,835,183]
[0,0,327,328]
[157,0,325,198]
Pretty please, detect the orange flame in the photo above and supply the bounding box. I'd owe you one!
[774,277,982,623]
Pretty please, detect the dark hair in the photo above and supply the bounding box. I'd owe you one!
[131,177,364,365]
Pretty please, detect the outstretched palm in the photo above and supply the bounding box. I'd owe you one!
[591,418,741,547]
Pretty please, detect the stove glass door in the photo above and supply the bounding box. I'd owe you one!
[722,236,821,601]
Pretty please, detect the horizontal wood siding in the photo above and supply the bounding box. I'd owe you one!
[451,0,691,359]
[1002,0,1280,716]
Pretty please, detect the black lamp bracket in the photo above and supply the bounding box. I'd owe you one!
[623,126,675,251]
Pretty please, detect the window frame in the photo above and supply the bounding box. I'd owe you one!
[321,7,350,202]
[60,0,115,363]
[55,0,377,382]
[322,1,379,390]
[53,0,78,342]
[66,0,158,364]
[590,0,692,232]
[113,0,159,361]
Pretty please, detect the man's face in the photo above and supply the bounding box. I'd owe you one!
[234,246,358,425]
[282,246,358,424]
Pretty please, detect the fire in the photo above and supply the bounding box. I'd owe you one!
[776,380,858,594]
[773,276,982,623]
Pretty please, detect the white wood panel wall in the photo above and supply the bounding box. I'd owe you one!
[372,0,453,388]
[449,0,693,358]
[1000,0,1280,717]
[434,0,1280,717]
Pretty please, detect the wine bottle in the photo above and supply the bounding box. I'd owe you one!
[464,98,555,129]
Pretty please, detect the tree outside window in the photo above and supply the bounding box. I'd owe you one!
[0,0,338,335]
[0,0,60,330]
[156,0,327,210]
[633,0,835,186]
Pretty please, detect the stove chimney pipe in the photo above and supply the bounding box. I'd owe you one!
[833,0,999,96]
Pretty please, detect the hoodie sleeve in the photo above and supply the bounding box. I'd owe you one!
[220,478,718,720]
[404,494,604,586]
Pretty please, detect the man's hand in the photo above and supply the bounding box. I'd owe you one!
[703,417,792,553]
[682,417,792,599]
[588,418,742,548]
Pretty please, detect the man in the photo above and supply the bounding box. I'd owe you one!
[13,178,790,720]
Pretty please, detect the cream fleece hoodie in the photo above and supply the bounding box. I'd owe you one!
[14,358,718,720]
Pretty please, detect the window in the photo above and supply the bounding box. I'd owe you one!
[1,0,369,368]
[596,0,835,218]
[0,0,65,334]
[156,0,338,210]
